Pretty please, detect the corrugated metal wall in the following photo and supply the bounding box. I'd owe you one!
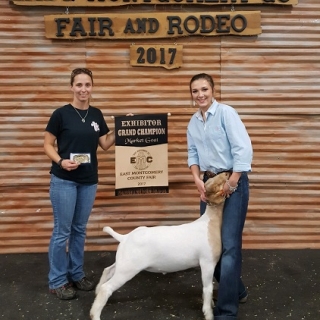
[0,0,319,253]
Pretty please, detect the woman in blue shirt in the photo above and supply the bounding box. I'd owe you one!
[187,73,253,320]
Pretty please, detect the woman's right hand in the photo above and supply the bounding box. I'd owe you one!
[195,178,206,202]
[60,159,80,171]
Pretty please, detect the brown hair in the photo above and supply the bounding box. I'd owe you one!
[189,73,214,93]
[70,68,93,86]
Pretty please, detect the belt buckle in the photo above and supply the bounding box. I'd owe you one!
[205,171,216,178]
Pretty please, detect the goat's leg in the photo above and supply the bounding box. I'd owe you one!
[200,261,215,320]
[90,266,141,320]
[90,282,111,320]
[95,263,116,295]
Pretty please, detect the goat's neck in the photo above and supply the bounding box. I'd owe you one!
[205,202,224,224]
[206,202,225,261]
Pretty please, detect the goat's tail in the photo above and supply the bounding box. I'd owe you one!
[103,226,125,243]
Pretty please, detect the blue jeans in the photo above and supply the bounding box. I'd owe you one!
[201,172,249,320]
[48,174,97,289]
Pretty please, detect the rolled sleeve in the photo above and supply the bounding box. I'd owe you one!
[187,129,199,168]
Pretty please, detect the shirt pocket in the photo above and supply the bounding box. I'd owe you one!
[207,125,225,140]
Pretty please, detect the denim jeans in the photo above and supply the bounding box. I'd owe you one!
[201,172,249,320]
[48,174,97,289]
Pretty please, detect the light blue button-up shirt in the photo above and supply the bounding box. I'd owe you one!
[187,100,253,173]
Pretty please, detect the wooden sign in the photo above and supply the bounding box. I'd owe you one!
[44,11,262,40]
[130,45,183,70]
[12,0,299,7]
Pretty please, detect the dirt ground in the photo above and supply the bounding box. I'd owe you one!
[0,249,319,320]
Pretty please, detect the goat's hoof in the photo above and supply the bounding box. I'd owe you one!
[90,314,99,320]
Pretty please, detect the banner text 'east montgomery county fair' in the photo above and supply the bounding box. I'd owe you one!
[12,0,299,7]
[44,12,261,40]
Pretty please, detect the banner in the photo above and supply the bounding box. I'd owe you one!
[115,114,169,196]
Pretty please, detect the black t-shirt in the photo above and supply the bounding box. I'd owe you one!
[45,104,109,184]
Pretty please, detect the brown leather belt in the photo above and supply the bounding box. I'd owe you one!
[204,170,232,178]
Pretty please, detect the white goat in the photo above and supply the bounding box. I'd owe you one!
[90,172,230,320]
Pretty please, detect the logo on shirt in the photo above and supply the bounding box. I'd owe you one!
[91,121,100,132]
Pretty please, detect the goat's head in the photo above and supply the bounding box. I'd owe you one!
[204,171,231,205]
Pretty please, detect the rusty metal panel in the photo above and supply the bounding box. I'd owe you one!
[0,0,320,253]
[221,0,320,249]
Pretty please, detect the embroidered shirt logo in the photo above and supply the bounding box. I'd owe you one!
[91,121,100,132]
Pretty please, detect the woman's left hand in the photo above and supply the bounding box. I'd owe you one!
[223,176,239,198]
